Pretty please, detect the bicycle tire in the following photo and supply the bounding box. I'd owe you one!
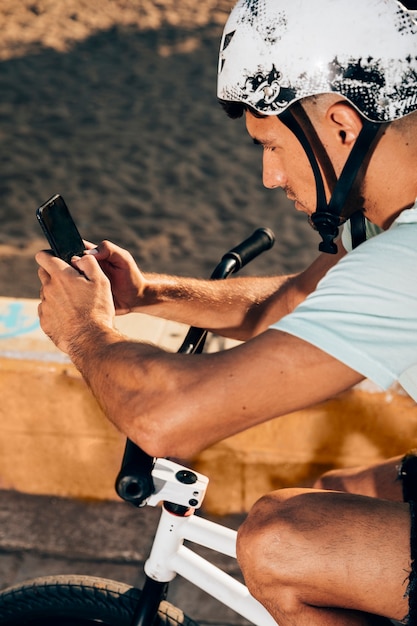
[0,574,199,626]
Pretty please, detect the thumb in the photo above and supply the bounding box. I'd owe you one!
[71,253,106,282]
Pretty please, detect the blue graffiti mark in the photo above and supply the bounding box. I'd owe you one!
[0,302,40,339]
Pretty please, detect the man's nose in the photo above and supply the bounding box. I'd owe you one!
[262,151,286,189]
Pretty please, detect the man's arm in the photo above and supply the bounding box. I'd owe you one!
[89,240,346,340]
[313,457,404,501]
[36,248,360,460]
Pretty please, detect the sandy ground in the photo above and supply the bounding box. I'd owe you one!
[0,0,318,300]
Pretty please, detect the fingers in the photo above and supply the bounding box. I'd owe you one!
[35,249,53,263]
[84,240,133,266]
[36,249,103,285]
[36,241,127,292]
[71,253,110,284]
[82,240,98,251]
[37,266,49,286]
[83,240,114,260]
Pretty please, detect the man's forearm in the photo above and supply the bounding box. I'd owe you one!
[128,248,346,340]
[132,273,296,340]
[314,456,404,501]
[67,323,177,454]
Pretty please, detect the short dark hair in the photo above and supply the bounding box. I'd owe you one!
[218,99,245,119]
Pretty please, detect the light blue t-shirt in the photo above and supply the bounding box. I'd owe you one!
[271,205,417,392]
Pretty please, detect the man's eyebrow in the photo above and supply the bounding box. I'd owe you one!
[252,138,262,146]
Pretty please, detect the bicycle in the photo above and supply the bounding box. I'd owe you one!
[0,228,279,626]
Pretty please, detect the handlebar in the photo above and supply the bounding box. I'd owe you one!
[216,226,275,275]
[115,227,275,507]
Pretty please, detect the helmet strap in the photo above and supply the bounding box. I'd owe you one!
[350,210,367,250]
[280,103,385,253]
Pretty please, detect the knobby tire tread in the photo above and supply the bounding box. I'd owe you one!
[0,574,199,626]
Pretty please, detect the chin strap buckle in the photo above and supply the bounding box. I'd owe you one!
[310,211,340,254]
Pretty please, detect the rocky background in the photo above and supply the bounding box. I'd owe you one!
[0,0,318,299]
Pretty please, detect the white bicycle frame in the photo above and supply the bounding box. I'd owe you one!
[140,457,278,626]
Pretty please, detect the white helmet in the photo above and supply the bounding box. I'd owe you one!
[217,0,417,253]
[218,0,417,122]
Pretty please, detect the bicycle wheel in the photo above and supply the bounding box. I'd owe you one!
[0,574,199,626]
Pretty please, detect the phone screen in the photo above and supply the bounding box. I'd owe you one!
[36,194,85,264]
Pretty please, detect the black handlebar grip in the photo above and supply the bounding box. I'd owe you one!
[115,439,155,507]
[222,227,275,272]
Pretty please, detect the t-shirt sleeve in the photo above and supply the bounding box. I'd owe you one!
[270,224,417,391]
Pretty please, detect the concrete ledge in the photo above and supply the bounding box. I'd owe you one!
[2,297,417,514]
[194,385,417,513]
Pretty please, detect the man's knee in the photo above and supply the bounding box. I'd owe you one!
[237,488,307,596]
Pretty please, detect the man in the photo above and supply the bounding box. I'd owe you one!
[36,0,417,623]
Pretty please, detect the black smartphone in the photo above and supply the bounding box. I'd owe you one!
[36,194,85,264]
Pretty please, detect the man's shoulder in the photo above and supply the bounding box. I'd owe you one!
[342,202,417,252]
[394,202,417,226]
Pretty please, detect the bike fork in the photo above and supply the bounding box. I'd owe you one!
[129,576,168,626]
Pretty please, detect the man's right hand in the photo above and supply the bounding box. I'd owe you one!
[85,240,146,315]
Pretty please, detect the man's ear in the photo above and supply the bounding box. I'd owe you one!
[326,102,363,146]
